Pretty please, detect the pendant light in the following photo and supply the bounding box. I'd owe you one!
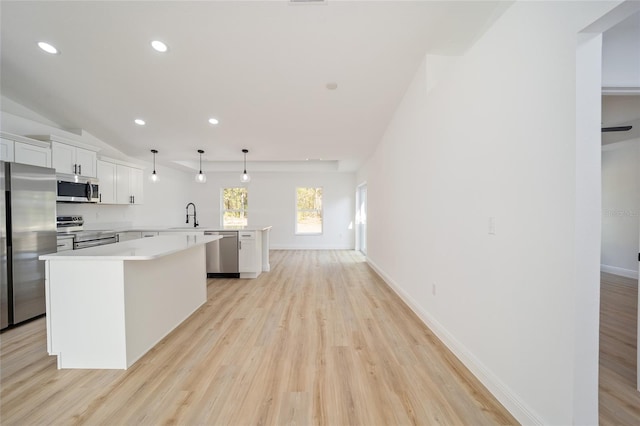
[149,149,159,183]
[240,149,251,183]
[195,149,207,183]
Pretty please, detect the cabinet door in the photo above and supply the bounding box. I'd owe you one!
[116,232,141,242]
[0,138,15,162]
[76,148,97,177]
[14,142,52,168]
[158,231,204,237]
[97,160,117,204]
[116,165,132,204]
[238,233,257,273]
[51,141,75,174]
[130,168,143,205]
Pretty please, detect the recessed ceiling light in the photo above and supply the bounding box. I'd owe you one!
[326,82,338,90]
[151,40,168,53]
[37,42,59,55]
[208,118,219,125]
[134,119,146,126]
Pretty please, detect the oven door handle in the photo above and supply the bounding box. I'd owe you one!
[74,237,117,250]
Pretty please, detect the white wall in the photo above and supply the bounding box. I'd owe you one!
[601,139,640,278]
[57,165,195,230]
[190,171,355,249]
[358,1,618,425]
[602,10,640,88]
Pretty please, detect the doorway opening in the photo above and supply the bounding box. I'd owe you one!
[356,183,367,255]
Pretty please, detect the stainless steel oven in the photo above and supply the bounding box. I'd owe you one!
[56,174,99,203]
[56,216,116,250]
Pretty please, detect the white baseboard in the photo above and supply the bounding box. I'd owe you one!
[365,257,544,426]
[270,245,355,250]
[600,264,639,280]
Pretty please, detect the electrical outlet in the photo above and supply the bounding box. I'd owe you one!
[432,283,436,296]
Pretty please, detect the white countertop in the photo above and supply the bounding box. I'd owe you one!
[40,235,221,261]
[106,225,273,233]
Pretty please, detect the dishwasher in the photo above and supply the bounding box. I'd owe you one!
[205,231,239,278]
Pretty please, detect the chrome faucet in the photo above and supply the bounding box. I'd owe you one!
[186,203,198,227]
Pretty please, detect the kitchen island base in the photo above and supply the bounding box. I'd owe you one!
[44,240,213,369]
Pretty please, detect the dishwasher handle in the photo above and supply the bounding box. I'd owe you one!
[205,232,237,238]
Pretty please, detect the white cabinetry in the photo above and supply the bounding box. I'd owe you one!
[0,138,14,161]
[96,160,117,204]
[1,133,53,167]
[116,232,142,242]
[51,141,97,177]
[158,231,204,237]
[116,165,144,205]
[239,231,261,276]
[97,158,144,205]
[14,142,52,167]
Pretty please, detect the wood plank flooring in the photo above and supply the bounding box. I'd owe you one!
[0,250,517,425]
[599,271,640,426]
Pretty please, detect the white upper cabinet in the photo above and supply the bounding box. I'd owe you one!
[99,157,145,205]
[51,141,97,177]
[14,142,52,168]
[97,160,117,204]
[1,133,52,167]
[116,164,144,205]
[0,138,15,162]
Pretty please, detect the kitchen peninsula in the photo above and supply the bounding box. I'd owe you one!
[40,234,221,369]
[114,226,273,279]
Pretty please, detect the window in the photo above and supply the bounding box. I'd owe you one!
[222,187,248,227]
[296,187,322,234]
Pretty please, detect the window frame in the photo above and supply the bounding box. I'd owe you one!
[295,186,323,235]
[221,187,248,228]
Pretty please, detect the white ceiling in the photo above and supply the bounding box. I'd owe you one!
[0,0,508,172]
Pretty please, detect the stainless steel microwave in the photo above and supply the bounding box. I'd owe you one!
[56,174,99,203]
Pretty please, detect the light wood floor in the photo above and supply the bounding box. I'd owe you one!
[1,250,516,425]
[600,271,640,426]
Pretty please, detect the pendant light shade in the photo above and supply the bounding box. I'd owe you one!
[195,149,207,183]
[240,149,251,183]
[149,149,159,183]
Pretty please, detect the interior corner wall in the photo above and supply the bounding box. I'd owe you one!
[358,1,618,425]
[601,139,640,279]
[191,171,356,250]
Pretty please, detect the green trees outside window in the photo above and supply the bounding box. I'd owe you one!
[296,187,322,234]
[222,187,248,227]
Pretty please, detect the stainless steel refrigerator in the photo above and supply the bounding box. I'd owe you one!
[1,161,57,329]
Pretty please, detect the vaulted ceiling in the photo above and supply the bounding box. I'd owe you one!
[0,0,508,171]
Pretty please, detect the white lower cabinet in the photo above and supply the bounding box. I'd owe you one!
[239,231,261,276]
[116,232,142,242]
[158,231,204,237]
